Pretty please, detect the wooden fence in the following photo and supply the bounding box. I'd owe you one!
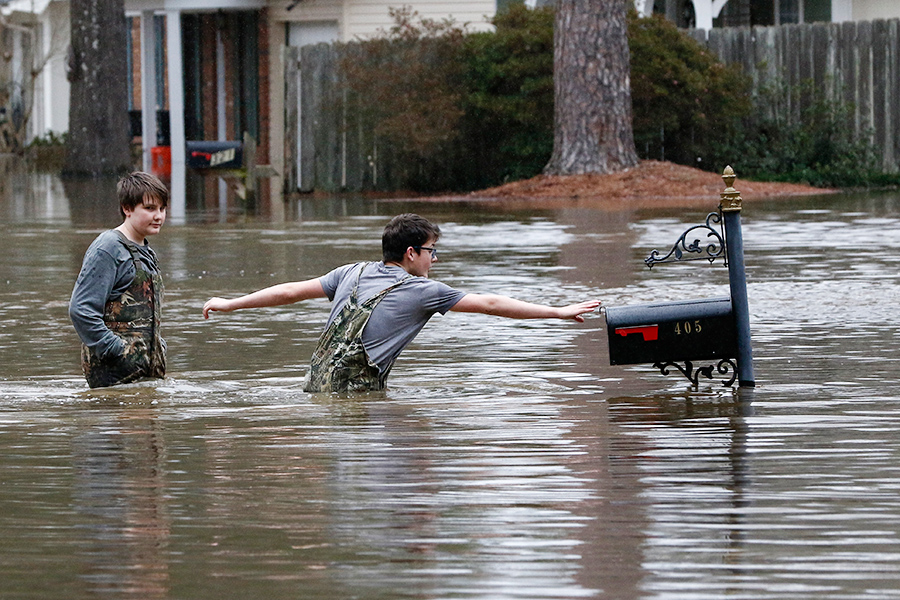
[692,18,900,173]
[284,18,900,193]
[284,44,343,193]
[285,43,435,193]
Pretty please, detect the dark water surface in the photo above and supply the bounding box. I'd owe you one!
[2,165,900,599]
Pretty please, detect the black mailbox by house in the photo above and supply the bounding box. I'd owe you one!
[186,141,243,170]
[606,296,737,366]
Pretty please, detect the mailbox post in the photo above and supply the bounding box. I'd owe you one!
[720,167,755,387]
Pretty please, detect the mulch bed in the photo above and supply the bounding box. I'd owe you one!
[395,160,834,211]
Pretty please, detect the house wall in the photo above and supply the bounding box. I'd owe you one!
[0,0,69,144]
[40,1,69,136]
[185,10,271,213]
[268,0,495,40]
[850,0,900,20]
[342,0,495,38]
[257,9,272,214]
[269,0,342,26]
[267,12,286,208]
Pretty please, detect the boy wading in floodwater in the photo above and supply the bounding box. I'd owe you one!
[203,213,600,393]
[69,172,169,388]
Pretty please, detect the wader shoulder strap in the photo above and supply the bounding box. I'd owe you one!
[351,262,413,306]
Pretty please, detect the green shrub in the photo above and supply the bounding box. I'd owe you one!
[28,131,68,147]
[458,4,555,188]
[719,79,900,188]
[628,11,752,169]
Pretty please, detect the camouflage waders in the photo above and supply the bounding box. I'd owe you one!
[304,263,411,393]
[81,234,166,388]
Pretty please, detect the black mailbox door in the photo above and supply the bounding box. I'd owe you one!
[606,297,737,365]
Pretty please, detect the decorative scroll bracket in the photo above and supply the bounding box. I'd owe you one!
[653,359,738,387]
[644,211,727,269]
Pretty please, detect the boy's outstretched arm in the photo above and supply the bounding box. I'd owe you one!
[450,294,600,323]
[203,279,327,319]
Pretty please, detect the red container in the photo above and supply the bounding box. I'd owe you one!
[151,146,171,177]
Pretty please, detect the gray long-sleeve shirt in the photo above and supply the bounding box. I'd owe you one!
[69,229,161,359]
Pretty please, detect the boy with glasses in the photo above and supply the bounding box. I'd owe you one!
[202,213,599,392]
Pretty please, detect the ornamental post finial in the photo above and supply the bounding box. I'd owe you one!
[720,165,742,212]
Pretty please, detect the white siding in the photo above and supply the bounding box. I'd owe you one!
[42,0,69,136]
[271,0,495,41]
[344,0,496,40]
[269,0,343,24]
[831,0,853,22]
[852,0,900,20]
[0,0,53,14]
[288,21,340,46]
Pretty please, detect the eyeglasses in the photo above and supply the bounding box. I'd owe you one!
[413,245,438,258]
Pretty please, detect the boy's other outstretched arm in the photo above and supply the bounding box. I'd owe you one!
[203,279,327,319]
[450,294,600,323]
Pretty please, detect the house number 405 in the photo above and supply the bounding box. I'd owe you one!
[674,320,702,335]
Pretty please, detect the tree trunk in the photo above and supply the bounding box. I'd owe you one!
[65,0,132,176]
[544,0,639,176]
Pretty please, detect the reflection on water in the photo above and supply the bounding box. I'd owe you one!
[2,161,900,598]
[71,407,170,598]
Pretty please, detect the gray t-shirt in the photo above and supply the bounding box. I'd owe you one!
[319,261,466,373]
[69,229,161,359]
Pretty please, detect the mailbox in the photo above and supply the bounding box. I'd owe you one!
[606,296,737,366]
[186,141,243,170]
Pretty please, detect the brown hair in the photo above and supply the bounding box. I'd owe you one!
[117,171,169,218]
[382,214,441,262]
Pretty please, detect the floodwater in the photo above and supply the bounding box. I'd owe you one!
[2,162,900,599]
